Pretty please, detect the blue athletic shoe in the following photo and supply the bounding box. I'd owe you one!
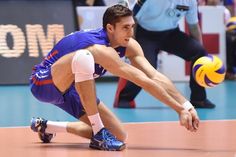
[30,117,55,143]
[89,128,126,151]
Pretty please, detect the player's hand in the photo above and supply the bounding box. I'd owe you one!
[189,108,200,131]
[179,109,196,132]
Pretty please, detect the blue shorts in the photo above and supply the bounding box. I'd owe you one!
[30,68,100,119]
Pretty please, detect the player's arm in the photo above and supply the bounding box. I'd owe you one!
[91,45,199,132]
[125,39,199,131]
[187,0,203,44]
[125,38,187,106]
[188,23,203,44]
[91,44,183,111]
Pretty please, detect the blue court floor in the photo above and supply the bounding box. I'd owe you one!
[0,80,236,127]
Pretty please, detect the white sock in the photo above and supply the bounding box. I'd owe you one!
[88,113,104,135]
[45,121,68,134]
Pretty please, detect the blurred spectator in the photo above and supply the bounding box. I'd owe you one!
[204,0,236,79]
[75,0,88,6]
[117,0,129,8]
[75,0,106,30]
[226,17,236,80]
[198,0,207,5]
[223,0,235,15]
[75,0,106,6]
[205,0,231,23]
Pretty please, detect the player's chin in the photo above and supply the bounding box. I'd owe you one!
[121,39,129,46]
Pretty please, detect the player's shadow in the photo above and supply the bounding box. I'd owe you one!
[135,106,170,110]
[117,106,170,110]
[128,146,234,153]
[29,143,235,153]
[30,142,90,150]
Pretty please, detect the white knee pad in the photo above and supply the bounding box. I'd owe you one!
[71,49,95,82]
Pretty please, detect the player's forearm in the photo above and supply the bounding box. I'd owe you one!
[116,64,185,113]
[152,76,187,106]
[145,81,185,113]
[134,76,185,114]
[189,24,203,44]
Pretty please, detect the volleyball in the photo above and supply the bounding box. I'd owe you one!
[226,16,236,32]
[192,55,226,88]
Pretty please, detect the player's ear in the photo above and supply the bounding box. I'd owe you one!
[106,24,113,33]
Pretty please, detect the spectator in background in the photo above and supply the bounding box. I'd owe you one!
[206,0,231,23]
[226,17,236,79]
[75,0,106,30]
[203,0,235,79]
[223,0,235,16]
[74,0,106,6]
[198,0,207,5]
[205,0,236,80]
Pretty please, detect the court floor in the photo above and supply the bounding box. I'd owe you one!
[0,121,236,157]
[0,80,236,156]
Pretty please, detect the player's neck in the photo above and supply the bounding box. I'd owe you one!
[107,33,120,48]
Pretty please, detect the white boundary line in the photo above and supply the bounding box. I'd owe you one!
[125,119,236,125]
[1,119,236,128]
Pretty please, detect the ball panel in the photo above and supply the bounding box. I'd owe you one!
[192,64,202,78]
[207,70,225,83]
[192,55,226,88]
[215,65,226,74]
[204,75,217,87]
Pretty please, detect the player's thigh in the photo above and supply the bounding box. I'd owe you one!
[163,30,207,61]
[79,102,127,141]
[136,36,159,67]
[51,53,75,92]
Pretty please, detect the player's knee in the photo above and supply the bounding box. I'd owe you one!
[198,50,207,58]
[71,49,95,82]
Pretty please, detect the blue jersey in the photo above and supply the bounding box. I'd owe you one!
[32,28,126,78]
[30,28,126,119]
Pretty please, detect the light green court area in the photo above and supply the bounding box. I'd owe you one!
[0,81,235,127]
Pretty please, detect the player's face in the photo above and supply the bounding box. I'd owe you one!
[108,16,135,47]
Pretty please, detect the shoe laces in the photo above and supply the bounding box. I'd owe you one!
[102,129,117,142]
[34,118,44,132]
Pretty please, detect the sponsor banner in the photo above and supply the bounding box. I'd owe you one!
[0,0,77,84]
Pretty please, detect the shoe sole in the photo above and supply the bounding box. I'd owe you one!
[89,143,126,151]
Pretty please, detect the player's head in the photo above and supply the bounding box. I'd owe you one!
[103,4,135,47]
[103,4,133,30]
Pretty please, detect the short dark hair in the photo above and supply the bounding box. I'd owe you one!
[103,4,133,30]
